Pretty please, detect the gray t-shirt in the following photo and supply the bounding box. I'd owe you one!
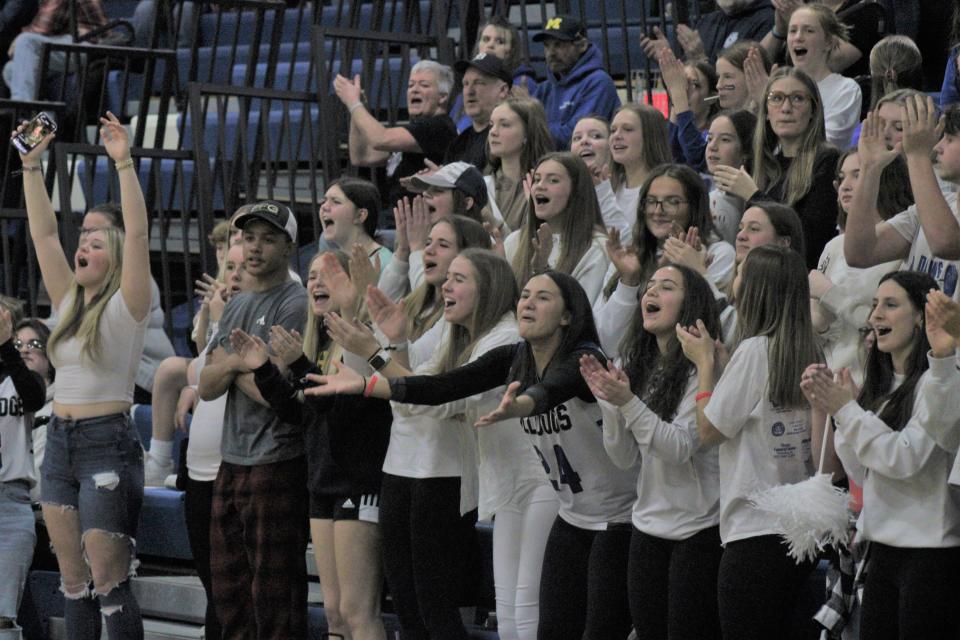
[214,280,307,465]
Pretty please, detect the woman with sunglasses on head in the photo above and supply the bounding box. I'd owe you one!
[305,270,637,640]
[18,113,152,638]
[677,244,820,639]
[582,263,723,640]
[714,67,840,268]
[802,271,960,639]
[0,307,47,633]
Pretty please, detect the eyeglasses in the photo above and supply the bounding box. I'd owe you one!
[643,197,688,214]
[766,92,811,109]
[13,338,45,352]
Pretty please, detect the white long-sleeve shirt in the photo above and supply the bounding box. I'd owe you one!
[504,230,611,305]
[599,372,720,540]
[833,352,960,548]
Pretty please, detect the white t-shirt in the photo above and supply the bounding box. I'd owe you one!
[394,314,546,520]
[704,336,814,543]
[382,319,479,513]
[599,371,720,540]
[819,73,862,150]
[187,347,225,482]
[0,375,36,486]
[49,290,149,405]
[887,191,960,299]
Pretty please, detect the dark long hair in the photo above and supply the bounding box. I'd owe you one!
[857,271,937,431]
[509,270,600,391]
[605,163,714,299]
[621,265,720,421]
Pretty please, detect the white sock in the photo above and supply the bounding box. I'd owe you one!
[149,438,174,463]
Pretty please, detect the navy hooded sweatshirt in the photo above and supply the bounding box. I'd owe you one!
[535,43,620,150]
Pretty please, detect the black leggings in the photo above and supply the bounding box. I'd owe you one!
[859,542,960,639]
[717,534,816,640]
[378,473,479,640]
[628,525,723,640]
[183,476,221,639]
[536,516,632,640]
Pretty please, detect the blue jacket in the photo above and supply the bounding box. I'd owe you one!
[942,46,960,111]
[536,44,620,149]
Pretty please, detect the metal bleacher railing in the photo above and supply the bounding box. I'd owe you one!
[0,0,706,345]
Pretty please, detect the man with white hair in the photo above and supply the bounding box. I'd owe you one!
[641,0,774,65]
[334,60,458,209]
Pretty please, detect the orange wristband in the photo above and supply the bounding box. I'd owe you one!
[695,391,713,402]
[364,373,380,398]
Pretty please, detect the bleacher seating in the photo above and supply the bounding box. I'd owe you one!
[11,1,890,638]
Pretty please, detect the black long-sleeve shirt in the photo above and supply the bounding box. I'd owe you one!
[763,147,841,269]
[254,355,391,497]
[389,343,601,415]
[0,339,46,414]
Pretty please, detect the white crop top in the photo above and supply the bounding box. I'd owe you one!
[49,290,148,404]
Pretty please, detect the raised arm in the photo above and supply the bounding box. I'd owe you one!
[16,123,72,307]
[844,110,911,267]
[900,95,960,259]
[335,74,420,166]
[100,112,151,322]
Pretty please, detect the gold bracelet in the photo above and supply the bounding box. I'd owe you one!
[20,164,42,172]
[115,158,134,171]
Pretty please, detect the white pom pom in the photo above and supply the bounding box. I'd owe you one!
[750,473,852,564]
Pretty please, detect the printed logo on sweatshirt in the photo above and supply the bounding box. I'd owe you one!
[0,395,23,417]
[771,422,785,437]
[255,315,266,326]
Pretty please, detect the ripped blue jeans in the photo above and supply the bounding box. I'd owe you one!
[41,413,145,639]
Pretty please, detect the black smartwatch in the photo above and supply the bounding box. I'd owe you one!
[368,349,392,371]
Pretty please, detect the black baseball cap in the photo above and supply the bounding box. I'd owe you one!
[454,52,512,85]
[532,15,587,42]
[233,200,298,242]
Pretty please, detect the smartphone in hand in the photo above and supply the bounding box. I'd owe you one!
[12,112,57,155]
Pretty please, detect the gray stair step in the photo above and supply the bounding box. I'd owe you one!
[132,576,207,624]
[130,574,325,624]
[48,617,203,640]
